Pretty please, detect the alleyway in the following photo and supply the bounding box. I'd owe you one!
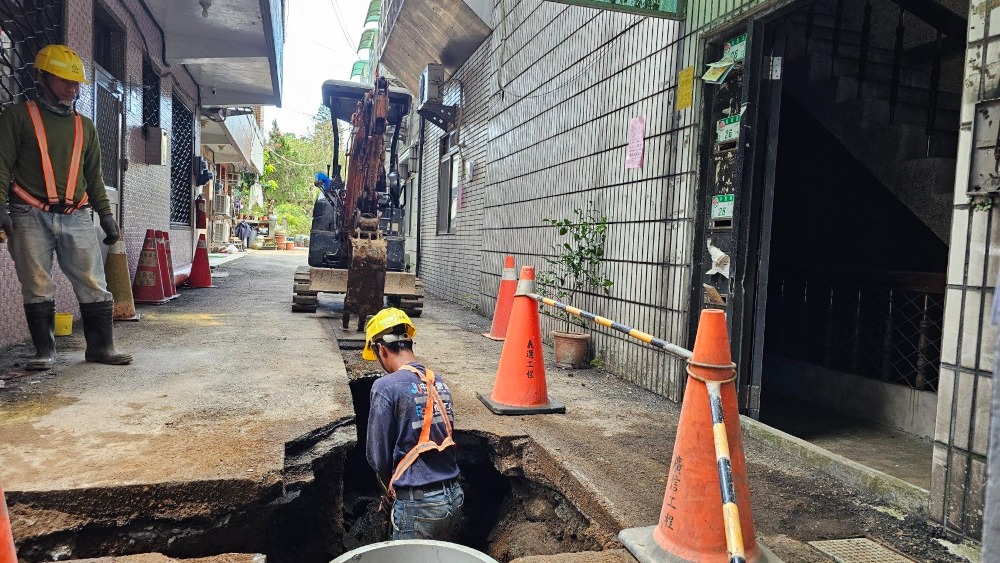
[0,252,978,562]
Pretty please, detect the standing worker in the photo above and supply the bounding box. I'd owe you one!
[363,308,464,540]
[0,44,131,370]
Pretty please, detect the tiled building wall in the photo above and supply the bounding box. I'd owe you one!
[414,0,789,399]
[480,1,687,399]
[418,43,492,310]
[0,0,200,350]
[929,0,1000,540]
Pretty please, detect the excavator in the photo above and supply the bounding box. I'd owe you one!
[291,77,423,327]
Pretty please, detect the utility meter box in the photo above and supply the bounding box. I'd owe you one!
[145,126,169,166]
[969,99,1000,196]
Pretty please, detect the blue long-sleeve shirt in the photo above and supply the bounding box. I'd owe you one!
[366,362,459,488]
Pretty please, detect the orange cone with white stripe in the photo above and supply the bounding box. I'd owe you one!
[618,310,779,563]
[162,231,178,298]
[1,480,18,563]
[483,255,517,341]
[478,266,564,415]
[187,234,214,288]
[132,229,169,305]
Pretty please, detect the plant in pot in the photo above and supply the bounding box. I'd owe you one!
[537,202,613,369]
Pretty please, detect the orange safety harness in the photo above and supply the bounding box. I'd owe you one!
[11,101,88,214]
[386,364,457,498]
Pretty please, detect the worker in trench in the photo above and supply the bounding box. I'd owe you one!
[363,307,464,540]
[0,45,131,369]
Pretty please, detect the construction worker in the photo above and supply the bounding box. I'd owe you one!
[363,307,464,540]
[0,44,131,370]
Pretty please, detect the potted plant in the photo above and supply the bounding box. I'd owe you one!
[538,202,613,369]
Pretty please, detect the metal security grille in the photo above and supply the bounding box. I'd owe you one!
[766,272,945,392]
[142,59,159,128]
[94,79,121,190]
[170,97,193,225]
[0,0,63,111]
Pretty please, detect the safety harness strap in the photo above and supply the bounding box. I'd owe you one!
[387,365,456,495]
[19,101,85,212]
[63,113,83,204]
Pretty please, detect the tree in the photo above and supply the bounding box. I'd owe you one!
[257,107,348,236]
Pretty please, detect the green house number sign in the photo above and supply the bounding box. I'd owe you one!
[716,115,740,143]
[546,0,686,20]
[711,194,735,220]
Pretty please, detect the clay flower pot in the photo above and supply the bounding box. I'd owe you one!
[551,331,591,369]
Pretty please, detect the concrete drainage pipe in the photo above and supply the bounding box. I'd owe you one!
[330,539,498,563]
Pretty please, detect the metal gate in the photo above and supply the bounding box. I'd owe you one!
[93,65,123,223]
[0,0,64,110]
[170,97,194,225]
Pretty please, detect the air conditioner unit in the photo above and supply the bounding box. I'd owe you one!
[419,64,445,106]
[212,195,232,217]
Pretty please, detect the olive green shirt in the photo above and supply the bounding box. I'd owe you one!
[0,100,111,217]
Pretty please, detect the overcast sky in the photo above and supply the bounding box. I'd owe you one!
[261,0,370,137]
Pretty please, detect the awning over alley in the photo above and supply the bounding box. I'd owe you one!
[142,0,284,107]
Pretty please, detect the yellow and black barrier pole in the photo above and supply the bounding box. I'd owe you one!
[528,293,693,361]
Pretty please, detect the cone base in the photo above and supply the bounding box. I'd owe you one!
[185,284,216,289]
[134,298,169,305]
[113,313,141,322]
[477,392,565,415]
[619,526,783,563]
[481,332,506,341]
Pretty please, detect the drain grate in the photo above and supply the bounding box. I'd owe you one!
[809,538,916,563]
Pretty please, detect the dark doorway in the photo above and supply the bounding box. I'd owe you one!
[700,0,963,488]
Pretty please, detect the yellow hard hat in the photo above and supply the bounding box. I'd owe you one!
[34,45,90,84]
[363,307,416,361]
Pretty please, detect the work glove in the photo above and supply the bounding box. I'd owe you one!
[99,214,120,246]
[0,207,11,241]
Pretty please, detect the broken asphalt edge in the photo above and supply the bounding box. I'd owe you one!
[740,416,929,517]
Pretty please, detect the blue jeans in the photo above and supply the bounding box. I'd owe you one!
[6,204,112,304]
[391,480,464,541]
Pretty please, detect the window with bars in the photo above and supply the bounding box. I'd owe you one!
[142,58,159,128]
[170,96,193,225]
[92,4,124,81]
[436,131,460,234]
[0,0,64,112]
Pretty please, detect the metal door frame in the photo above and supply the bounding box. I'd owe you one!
[689,2,805,418]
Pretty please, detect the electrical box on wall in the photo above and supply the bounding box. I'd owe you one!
[969,99,1000,197]
[145,126,169,166]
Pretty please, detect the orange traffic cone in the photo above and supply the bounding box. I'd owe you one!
[1,480,18,563]
[104,241,140,321]
[187,234,215,288]
[478,266,564,415]
[154,231,176,301]
[483,255,517,341]
[133,229,169,305]
[162,231,178,298]
[618,310,779,563]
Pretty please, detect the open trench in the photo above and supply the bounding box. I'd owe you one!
[10,339,618,563]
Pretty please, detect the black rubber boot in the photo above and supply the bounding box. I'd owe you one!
[23,301,56,371]
[80,301,132,365]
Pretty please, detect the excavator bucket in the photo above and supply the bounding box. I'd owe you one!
[343,215,387,330]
